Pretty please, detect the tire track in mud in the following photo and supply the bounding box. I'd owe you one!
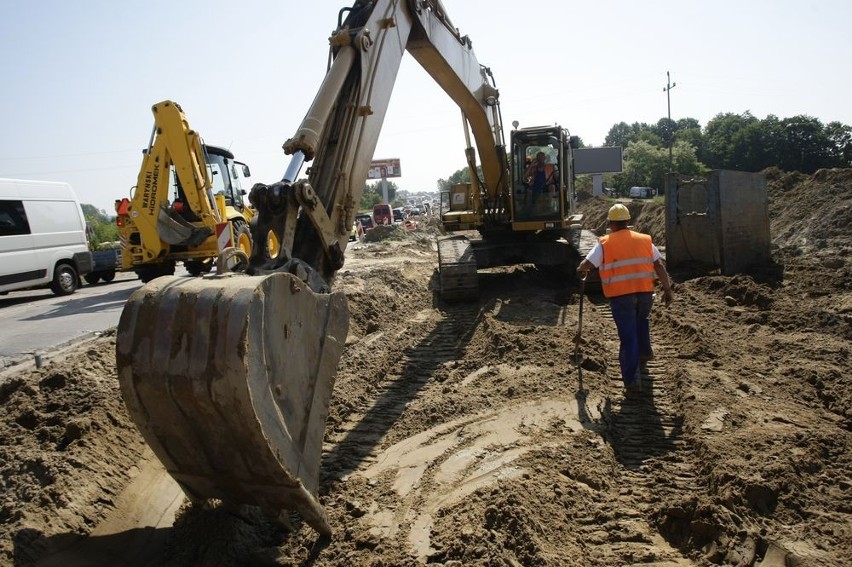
[589,300,701,563]
[322,297,602,561]
[322,302,480,480]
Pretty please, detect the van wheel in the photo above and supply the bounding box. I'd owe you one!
[84,273,101,285]
[50,264,79,296]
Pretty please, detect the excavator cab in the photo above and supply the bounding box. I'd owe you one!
[510,126,572,223]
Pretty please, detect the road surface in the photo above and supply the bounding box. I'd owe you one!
[0,269,183,373]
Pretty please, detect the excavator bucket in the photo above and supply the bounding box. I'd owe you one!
[116,272,349,536]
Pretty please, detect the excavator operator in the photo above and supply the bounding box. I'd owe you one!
[525,152,556,200]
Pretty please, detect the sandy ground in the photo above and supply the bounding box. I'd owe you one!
[1,169,850,566]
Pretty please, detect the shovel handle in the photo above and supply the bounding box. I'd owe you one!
[573,275,586,362]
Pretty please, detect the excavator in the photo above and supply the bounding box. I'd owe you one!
[115,101,256,282]
[116,0,592,536]
[437,121,585,299]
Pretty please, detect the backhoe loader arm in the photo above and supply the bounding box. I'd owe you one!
[122,101,222,266]
[248,0,510,287]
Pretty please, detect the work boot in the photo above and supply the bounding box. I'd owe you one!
[625,377,642,397]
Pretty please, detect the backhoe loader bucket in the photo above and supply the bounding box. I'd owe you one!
[116,272,349,536]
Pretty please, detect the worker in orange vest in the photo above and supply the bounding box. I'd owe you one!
[577,203,674,396]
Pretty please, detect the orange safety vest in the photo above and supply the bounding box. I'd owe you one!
[598,230,656,298]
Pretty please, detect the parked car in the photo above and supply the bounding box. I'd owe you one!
[392,207,404,222]
[355,214,374,230]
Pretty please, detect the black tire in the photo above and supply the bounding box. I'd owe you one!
[232,220,252,254]
[136,262,176,283]
[101,271,116,283]
[84,273,101,285]
[185,259,214,276]
[231,220,252,270]
[50,263,79,296]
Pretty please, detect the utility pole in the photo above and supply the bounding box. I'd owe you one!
[663,71,677,172]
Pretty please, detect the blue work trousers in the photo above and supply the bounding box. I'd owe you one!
[609,292,655,386]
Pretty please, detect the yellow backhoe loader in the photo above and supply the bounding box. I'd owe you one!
[116,0,603,536]
[115,101,255,282]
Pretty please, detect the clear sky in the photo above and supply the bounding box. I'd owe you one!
[1,0,850,214]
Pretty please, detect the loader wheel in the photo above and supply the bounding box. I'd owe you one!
[185,259,214,276]
[231,220,252,270]
[136,262,176,283]
[50,263,79,296]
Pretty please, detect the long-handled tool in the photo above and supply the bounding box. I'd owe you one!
[572,275,586,365]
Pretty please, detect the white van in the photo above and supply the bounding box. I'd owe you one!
[629,186,654,199]
[0,179,93,296]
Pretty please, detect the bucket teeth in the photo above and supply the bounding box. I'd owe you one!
[116,272,349,536]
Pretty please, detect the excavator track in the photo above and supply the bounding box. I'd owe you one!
[437,235,479,301]
[116,272,349,536]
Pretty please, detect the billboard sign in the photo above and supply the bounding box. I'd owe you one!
[367,158,402,179]
[573,147,623,175]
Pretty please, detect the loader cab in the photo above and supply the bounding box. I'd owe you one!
[171,145,249,221]
[510,126,573,223]
[203,145,249,212]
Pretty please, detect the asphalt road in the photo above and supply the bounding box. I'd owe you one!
[0,271,153,371]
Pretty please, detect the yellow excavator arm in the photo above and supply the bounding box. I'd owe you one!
[117,0,517,537]
[247,0,510,286]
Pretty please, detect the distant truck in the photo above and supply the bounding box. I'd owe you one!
[629,186,655,199]
[372,203,393,226]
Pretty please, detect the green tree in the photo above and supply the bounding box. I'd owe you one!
[605,121,657,149]
[81,204,118,250]
[673,118,703,158]
[614,140,667,191]
[700,112,759,169]
[613,140,707,193]
[825,121,852,167]
[779,115,832,173]
[360,180,398,211]
[437,167,471,193]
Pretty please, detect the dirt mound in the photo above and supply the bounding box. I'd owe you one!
[0,333,149,564]
[578,197,666,242]
[1,172,850,566]
[766,167,852,253]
